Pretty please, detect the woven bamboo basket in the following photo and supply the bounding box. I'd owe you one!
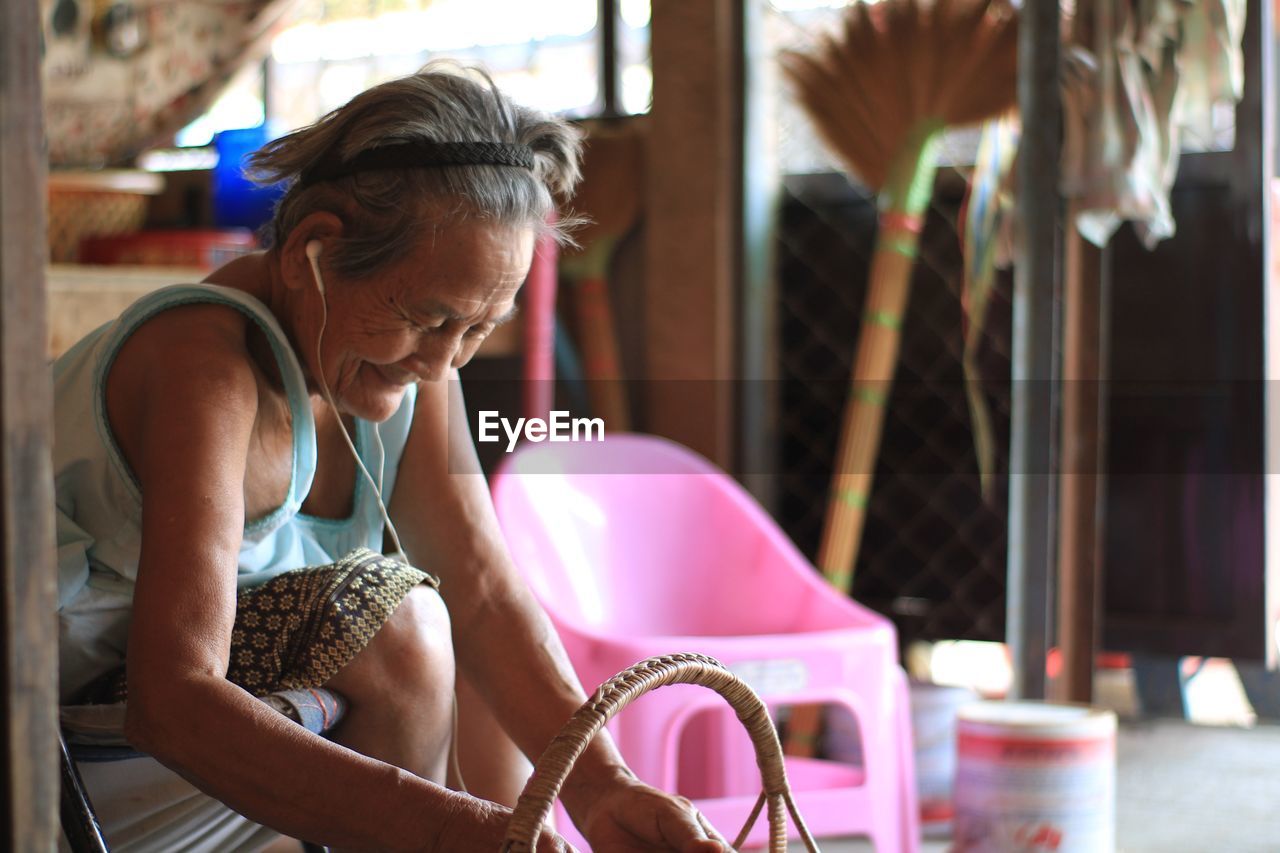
[47,170,164,263]
[502,653,820,852]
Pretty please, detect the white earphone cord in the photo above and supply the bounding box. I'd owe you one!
[307,249,467,794]
[307,252,407,562]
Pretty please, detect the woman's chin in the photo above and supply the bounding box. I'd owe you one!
[340,386,409,423]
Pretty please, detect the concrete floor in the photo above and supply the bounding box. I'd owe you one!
[781,718,1280,853]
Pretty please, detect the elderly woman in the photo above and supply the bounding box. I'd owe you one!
[55,63,724,852]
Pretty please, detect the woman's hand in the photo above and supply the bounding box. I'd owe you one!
[577,775,729,852]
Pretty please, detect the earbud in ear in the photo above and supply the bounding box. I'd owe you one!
[305,240,325,296]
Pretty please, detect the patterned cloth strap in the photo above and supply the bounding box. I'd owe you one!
[261,688,348,735]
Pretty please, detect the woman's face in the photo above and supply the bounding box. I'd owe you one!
[310,219,533,422]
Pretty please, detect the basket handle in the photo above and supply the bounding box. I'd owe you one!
[501,653,819,852]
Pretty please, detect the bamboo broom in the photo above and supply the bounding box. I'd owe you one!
[780,0,1019,594]
[779,0,1018,760]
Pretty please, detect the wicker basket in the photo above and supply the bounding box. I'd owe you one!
[502,653,819,852]
[47,170,164,263]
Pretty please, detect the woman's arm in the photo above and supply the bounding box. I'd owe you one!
[110,313,542,851]
[387,375,723,851]
[387,375,628,800]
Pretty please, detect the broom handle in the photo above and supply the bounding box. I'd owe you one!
[815,247,917,588]
[787,242,920,761]
[566,237,632,431]
[573,274,632,431]
[818,124,942,591]
[788,127,940,761]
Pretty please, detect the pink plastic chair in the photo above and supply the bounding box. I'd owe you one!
[491,433,920,852]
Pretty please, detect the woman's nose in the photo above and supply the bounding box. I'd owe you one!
[407,333,463,382]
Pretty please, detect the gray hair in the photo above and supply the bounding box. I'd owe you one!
[247,60,583,278]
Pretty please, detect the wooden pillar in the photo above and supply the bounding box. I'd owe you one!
[645,0,739,469]
[1054,223,1108,703]
[0,0,59,847]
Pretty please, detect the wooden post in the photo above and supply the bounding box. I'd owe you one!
[0,0,59,847]
[645,0,739,469]
[1054,214,1108,704]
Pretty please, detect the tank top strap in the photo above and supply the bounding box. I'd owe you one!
[91,283,317,528]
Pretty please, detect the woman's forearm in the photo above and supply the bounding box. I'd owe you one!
[391,377,635,823]
[449,577,634,820]
[126,674,465,851]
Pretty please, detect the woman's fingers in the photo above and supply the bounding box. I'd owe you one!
[694,808,730,847]
[534,831,578,853]
[578,780,733,852]
[681,796,728,844]
[658,796,729,852]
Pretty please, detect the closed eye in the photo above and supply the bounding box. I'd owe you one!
[405,303,516,338]
[405,313,445,334]
[412,318,486,340]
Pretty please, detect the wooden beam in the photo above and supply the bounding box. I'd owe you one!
[645,0,738,468]
[0,0,59,847]
[1054,217,1108,704]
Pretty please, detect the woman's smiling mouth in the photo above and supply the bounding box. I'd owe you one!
[372,362,417,389]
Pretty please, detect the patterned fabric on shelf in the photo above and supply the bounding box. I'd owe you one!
[41,0,302,168]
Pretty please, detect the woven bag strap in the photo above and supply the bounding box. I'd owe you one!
[501,653,818,852]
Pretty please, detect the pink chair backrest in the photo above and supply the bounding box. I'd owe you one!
[492,434,865,637]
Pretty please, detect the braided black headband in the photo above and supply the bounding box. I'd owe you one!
[299,140,535,186]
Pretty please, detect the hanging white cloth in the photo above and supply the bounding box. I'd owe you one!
[1060,0,1247,249]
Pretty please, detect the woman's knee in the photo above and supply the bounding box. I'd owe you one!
[330,584,455,700]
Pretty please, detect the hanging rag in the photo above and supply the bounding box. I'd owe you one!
[1061,0,1246,249]
[956,0,1247,495]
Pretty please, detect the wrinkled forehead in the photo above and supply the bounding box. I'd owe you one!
[400,221,534,314]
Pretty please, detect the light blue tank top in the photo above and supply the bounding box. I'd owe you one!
[53,283,418,702]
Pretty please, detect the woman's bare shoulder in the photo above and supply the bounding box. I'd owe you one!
[113,301,262,393]
[105,302,266,467]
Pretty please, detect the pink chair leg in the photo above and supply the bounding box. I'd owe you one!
[893,668,922,853]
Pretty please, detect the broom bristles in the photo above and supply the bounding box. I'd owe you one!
[782,0,1019,192]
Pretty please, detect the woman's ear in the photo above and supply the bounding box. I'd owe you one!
[280,212,345,291]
